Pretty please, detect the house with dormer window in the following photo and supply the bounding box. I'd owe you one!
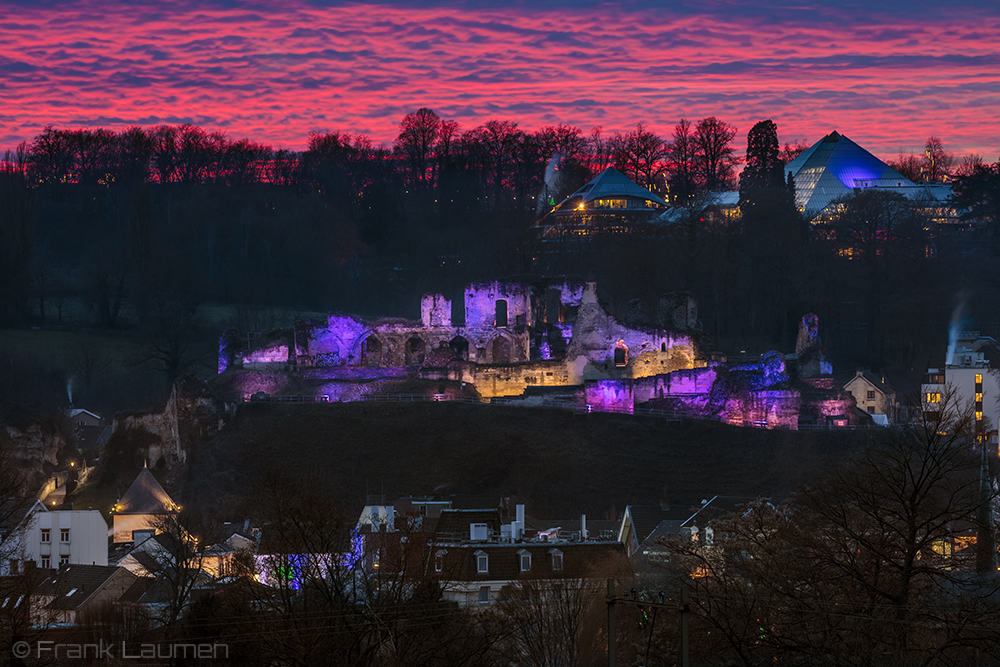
[427,505,624,607]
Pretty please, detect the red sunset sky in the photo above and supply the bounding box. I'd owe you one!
[2,0,1000,162]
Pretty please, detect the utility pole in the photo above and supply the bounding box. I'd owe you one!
[681,583,690,667]
[975,372,995,575]
[608,579,692,667]
[978,431,995,574]
[607,578,616,667]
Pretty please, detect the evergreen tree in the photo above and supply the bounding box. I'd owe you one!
[738,120,798,225]
[739,119,784,208]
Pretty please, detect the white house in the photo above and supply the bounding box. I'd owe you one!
[922,332,1000,442]
[25,510,109,571]
[0,498,46,576]
[67,408,102,428]
[1,502,108,574]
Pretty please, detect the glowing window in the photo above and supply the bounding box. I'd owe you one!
[614,340,629,367]
[925,393,941,404]
[976,374,983,384]
[595,198,627,209]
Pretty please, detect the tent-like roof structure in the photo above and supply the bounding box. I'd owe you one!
[785,131,915,217]
[116,467,177,515]
[563,167,666,208]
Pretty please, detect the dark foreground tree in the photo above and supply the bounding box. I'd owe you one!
[662,397,1000,666]
[211,469,505,667]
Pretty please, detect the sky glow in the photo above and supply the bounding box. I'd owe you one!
[2,0,1000,160]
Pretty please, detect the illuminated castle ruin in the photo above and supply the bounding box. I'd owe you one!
[216,280,862,429]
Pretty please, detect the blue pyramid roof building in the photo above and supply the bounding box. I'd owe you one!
[785,131,915,218]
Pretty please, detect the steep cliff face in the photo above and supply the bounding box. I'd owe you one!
[112,376,219,469]
[4,422,65,467]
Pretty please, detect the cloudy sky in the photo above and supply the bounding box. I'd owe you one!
[3,0,999,160]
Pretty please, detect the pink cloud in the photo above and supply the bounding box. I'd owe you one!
[1,1,999,161]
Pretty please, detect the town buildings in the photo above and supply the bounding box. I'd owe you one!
[922,332,1000,443]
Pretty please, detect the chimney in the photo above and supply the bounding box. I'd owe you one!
[580,514,588,540]
[512,504,525,541]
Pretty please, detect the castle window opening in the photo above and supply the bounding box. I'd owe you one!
[495,299,508,328]
[545,289,562,323]
[614,340,629,367]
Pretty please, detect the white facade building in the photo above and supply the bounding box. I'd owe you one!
[921,333,1000,442]
[24,510,109,570]
[2,505,109,574]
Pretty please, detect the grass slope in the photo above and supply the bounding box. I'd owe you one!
[182,402,866,519]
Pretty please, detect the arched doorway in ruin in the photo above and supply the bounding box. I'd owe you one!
[405,336,426,365]
[449,335,469,361]
[356,335,384,367]
[489,335,513,364]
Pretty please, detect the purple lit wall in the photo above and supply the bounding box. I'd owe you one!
[464,281,532,328]
[585,380,634,414]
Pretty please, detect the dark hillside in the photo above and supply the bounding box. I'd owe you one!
[182,402,867,518]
